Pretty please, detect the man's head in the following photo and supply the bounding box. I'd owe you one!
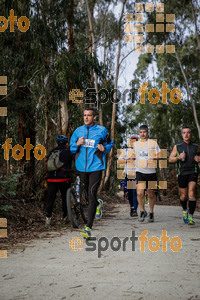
[84,107,97,126]
[139,125,148,140]
[56,135,68,147]
[181,127,191,142]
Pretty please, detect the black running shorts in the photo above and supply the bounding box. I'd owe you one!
[178,173,198,188]
[136,172,157,189]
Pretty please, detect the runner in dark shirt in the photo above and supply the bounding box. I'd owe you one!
[169,127,200,225]
[46,135,73,226]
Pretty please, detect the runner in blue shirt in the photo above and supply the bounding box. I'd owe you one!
[70,107,114,238]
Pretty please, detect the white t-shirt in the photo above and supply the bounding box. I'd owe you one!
[118,139,160,176]
[134,139,160,174]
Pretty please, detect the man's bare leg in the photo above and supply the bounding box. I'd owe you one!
[147,189,155,214]
[137,182,147,221]
[179,187,188,223]
[188,181,196,224]
[137,188,145,212]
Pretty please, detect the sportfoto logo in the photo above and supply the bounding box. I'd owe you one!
[69,88,138,106]
[2,138,46,161]
[139,82,182,104]
[69,89,84,103]
[69,81,182,107]
[0,9,30,32]
[69,230,182,258]
[125,2,175,53]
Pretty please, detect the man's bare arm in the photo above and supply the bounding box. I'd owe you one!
[169,145,179,163]
[194,145,200,163]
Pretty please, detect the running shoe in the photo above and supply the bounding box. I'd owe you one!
[148,212,154,222]
[182,210,189,224]
[138,210,147,222]
[80,226,91,239]
[95,199,103,219]
[130,208,138,217]
[188,216,195,225]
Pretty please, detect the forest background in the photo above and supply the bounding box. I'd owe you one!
[0,0,199,234]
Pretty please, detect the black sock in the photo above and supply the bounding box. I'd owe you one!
[180,200,187,210]
[189,199,196,215]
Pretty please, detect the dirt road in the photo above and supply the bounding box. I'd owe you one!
[0,203,200,300]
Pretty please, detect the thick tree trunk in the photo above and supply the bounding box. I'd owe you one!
[191,0,200,51]
[88,0,94,88]
[85,0,102,124]
[103,30,107,88]
[67,0,75,53]
[40,0,49,201]
[59,0,74,134]
[100,0,127,190]
[15,84,36,197]
[60,100,69,135]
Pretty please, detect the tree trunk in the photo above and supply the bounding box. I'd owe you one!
[15,83,36,197]
[40,0,48,201]
[60,99,69,135]
[88,0,94,88]
[191,0,200,51]
[85,0,102,124]
[58,0,75,135]
[100,0,127,190]
[103,29,107,88]
[67,0,75,53]
[5,116,9,177]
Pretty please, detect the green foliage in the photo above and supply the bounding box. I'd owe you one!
[123,0,200,148]
[0,205,13,218]
[0,173,22,199]
[0,0,127,197]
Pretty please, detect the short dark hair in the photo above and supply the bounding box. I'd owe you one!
[182,126,191,132]
[139,125,148,131]
[84,107,97,116]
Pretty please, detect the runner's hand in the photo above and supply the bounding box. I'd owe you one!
[76,137,85,146]
[97,144,105,152]
[194,155,200,163]
[179,152,186,160]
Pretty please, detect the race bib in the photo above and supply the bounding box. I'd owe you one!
[82,139,95,148]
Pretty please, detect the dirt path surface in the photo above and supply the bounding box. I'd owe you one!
[0,203,200,300]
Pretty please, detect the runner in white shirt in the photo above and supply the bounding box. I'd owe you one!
[135,125,160,222]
